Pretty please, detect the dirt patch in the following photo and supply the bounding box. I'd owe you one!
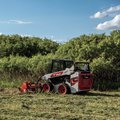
[0,88,20,95]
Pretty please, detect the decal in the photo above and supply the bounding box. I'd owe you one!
[51,71,63,77]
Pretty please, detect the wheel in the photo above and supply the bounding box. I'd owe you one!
[58,84,67,95]
[43,82,54,93]
[43,83,50,93]
[43,83,51,93]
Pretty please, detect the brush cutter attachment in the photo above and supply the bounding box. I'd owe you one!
[20,81,42,93]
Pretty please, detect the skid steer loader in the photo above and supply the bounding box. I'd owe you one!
[20,59,93,95]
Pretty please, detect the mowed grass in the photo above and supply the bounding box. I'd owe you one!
[0,89,120,120]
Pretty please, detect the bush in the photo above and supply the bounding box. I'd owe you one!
[0,31,120,90]
[91,57,120,90]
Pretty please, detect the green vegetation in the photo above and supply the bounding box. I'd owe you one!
[0,30,120,90]
[0,31,120,120]
[0,90,120,120]
[0,34,59,57]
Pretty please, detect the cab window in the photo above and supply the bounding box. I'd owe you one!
[65,61,74,68]
[52,61,64,72]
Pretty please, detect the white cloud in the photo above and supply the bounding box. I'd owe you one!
[90,5,120,31]
[90,11,107,19]
[9,20,32,24]
[91,5,120,18]
[0,32,3,35]
[0,20,32,24]
[107,5,120,13]
[96,14,120,30]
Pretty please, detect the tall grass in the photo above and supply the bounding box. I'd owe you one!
[0,54,120,90]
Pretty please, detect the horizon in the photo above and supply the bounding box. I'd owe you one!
[0,30,114,44]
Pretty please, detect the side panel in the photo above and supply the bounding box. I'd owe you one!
[78,73,93,90]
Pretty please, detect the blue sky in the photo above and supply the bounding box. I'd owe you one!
[0,0,120,42]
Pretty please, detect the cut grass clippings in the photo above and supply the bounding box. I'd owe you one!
[0,89,120,120]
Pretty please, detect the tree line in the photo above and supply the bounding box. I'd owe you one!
[0,31,120,90]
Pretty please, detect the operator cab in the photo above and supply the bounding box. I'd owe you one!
[50,59,90,73]
[50,59,74,73]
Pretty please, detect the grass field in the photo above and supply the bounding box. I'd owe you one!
[0,89,120,120]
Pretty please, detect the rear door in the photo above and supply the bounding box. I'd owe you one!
[78,73,93,90]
